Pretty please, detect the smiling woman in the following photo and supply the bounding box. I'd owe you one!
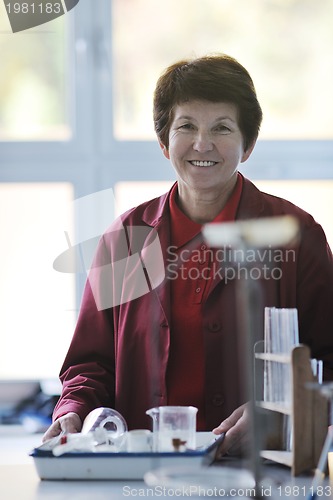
[43,54,333,459]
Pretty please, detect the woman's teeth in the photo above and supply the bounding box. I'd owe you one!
[190,161,217,167]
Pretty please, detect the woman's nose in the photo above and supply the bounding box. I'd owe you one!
[193,132,214,153]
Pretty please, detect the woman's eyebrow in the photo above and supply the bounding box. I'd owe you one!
[213,115,236,124]
[174,115,235,122]
[174,115,194,121]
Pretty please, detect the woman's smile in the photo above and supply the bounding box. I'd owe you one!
[188,160,219,167]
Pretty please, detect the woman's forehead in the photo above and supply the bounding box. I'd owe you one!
[172,100,238,121]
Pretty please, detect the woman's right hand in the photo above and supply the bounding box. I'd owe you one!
[42,412,82,442]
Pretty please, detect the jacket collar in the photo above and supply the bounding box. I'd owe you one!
[140,176,265,227]
[141,183,175,228]
[237,175,265,220]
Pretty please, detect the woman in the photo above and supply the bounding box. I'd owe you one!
[43,55,333,454]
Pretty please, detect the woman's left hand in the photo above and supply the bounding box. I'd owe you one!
[212,402,250,456]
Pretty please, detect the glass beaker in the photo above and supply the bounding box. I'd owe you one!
[146,405,197,452]
[146,406,160,451]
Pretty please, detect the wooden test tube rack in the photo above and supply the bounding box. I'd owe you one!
[255,344,328,476]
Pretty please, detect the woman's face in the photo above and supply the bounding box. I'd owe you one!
[159,100,254,195]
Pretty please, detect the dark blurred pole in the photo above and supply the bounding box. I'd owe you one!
[236,250,264,498]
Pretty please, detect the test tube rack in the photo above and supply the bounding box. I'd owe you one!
[255,344,328,476]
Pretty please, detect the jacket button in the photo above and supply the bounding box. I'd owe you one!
[212,394,224,406]
[208,321,221,332]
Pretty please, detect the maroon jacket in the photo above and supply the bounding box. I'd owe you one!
[53,177,333,430]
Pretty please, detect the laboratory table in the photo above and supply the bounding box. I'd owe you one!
[0,426,332,500]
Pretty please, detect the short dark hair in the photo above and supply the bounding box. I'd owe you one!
[153,54,263,151]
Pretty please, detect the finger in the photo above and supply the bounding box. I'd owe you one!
[213,403,248,435]
[61,420,80,434]
[59,413,82,434]
[225,433,251,457]
[217,432,243,456]
[214,404,247,434]
[212,413,241,434]
[216,425,250,457]
[213,421,234,434]
[215,424,243,455]
[42,421,61,442]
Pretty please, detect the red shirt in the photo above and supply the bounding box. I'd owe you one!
[167,174,243,430]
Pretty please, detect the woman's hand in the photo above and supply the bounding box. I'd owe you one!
[212,402,250,456]
[42,412,82,442]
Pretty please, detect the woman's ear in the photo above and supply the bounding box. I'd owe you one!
[158,140,170,160]
[241,140,256,163]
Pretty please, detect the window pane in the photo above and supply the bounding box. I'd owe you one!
[255,180,333,251]
[0,3,71,141]
[0,183,76,379]
[115,180,333,250]
[112,0,333,141]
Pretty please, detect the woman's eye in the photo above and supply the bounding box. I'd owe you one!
[179,123,194,130]
[214,125,230,133]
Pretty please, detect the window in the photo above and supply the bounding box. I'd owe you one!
[255,180,333,249]
[0,3,70,141]
[0,183,75,379]
[0,1,93,381]
[112,0,333,141]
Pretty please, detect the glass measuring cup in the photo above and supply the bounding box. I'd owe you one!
[146,406,160,451]
[146,406,198,452]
